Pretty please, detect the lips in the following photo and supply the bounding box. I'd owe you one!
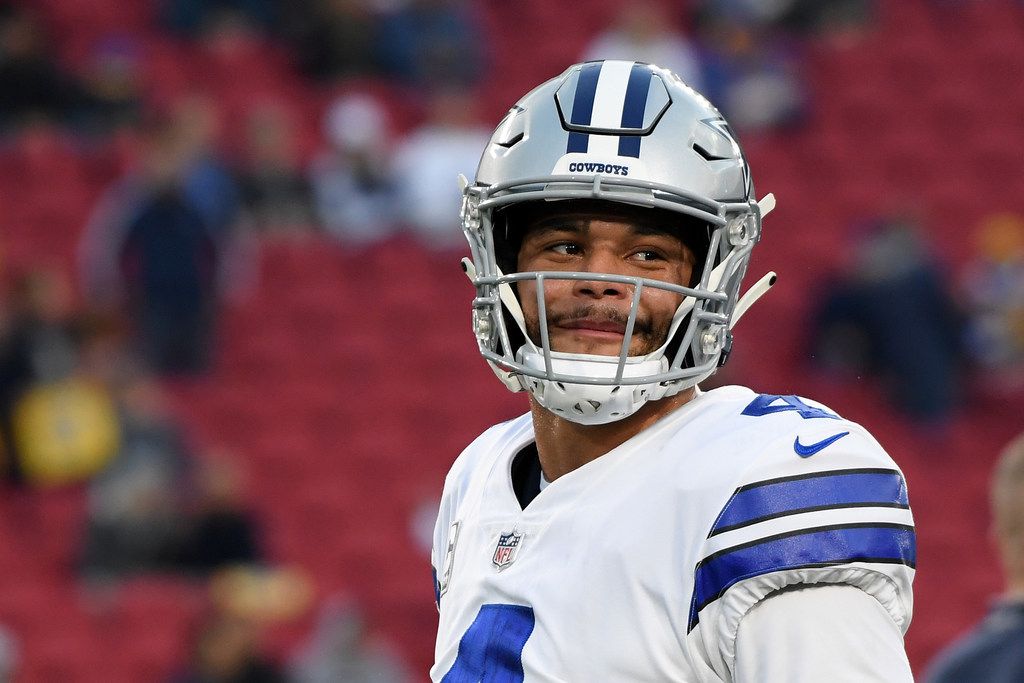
[557,318,627,336]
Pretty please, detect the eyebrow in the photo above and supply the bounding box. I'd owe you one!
[523,220,684,241]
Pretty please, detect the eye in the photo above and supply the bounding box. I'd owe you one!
[632,249,665,262]
[550,242,581,256]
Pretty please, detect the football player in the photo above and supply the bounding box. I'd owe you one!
[432,60,915,681]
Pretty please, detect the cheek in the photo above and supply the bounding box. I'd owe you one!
[516,281,538,322]
[643,289,684,319]
[518,278,573,316]
[679,260,695,289]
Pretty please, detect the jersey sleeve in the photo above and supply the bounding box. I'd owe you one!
[733,584,913,682]
[690,423,916,680]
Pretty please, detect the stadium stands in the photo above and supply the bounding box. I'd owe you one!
[0,0,1022,678]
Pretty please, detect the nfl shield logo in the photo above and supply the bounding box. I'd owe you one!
[492,530,523,570]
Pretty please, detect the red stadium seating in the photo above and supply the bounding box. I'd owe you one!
[2,0,1024,679]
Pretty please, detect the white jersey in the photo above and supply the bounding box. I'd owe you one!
[430,386,915,682]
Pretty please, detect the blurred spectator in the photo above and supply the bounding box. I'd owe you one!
[74,36,146,139]
[924,431,1024,682]
[0,268,120,486]
[290,597,412,683]
[392,88,490,249]
[376,0,485,89]
[695,0,801,30]
[0,269,80,436]
[809,216,965,424]
[80,369,193,582]
[170,614,285,683]
[209,565,313,623]
[171,96,243,246]
[961,213,1024,390]
[780,0,876,44]
[80,380,266,583]
[696,19,807,132]
[310,93,399,245]
[582,1,703,89]
[282,0,381,83]
[175,454,264,575]
[0,5,84,134]
[162,0,276,39]
[0,624,17,683]
[238,102,315,236]
[115,154,219,374]
[79,96,243,375]
[694,0,874,33]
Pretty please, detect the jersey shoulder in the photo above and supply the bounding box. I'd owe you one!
[441,412,532,501]
[685,388,916,678]
[432,413,532,605]
[690,386,901,474]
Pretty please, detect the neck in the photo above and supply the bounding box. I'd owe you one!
[530,387,697,481]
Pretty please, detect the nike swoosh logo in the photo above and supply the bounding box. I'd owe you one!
[794,431,850,457]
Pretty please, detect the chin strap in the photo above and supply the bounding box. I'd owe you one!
[730,193,778,329]
[731,271,776,328]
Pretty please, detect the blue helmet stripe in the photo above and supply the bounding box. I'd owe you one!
[687,523,916,631]
[709,468,910,537]
[566,62,602,153]
[617,63,651,158]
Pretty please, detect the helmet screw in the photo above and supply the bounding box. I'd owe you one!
[726,218,749,246]
[474,313,492,340]
[700,325,724,355]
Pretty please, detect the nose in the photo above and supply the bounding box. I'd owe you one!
[571,251,631,300]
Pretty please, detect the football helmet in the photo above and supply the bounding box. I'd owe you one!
[461,60,776,424]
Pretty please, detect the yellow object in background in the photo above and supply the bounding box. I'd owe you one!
[12,378,120,486]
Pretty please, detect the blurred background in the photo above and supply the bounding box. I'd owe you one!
[0,0,1022,680]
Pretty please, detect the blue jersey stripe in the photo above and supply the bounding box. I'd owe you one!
[566,62,601,153]
[688,523,916,631]
[617,62,650,157]
[710,469,909,536]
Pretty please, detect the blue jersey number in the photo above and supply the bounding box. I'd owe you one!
[442,604,535,683]
[741,394,841,420]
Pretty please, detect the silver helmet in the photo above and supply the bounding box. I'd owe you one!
[461,60,776,424]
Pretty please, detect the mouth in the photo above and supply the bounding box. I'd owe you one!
[555,318,628,343]
[531,306,657,355]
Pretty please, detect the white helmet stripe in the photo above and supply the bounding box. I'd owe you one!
[586,61,636,156]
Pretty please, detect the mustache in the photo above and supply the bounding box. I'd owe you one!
[548,305,655,338]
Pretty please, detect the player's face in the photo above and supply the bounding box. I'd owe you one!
[515,206,695,357]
